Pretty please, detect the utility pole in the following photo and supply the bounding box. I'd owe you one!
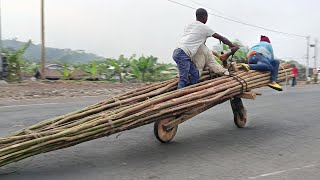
[40,0,46,79]
[0,0,3,80]
[314,39,318,70]
[306,36,310,80]
[314,39,318,83]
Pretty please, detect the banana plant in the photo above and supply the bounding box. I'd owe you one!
[90,61,98,79]
[85,60,99,80]
[131,56,177,82]
[150,63,177,81]
[131,56,157,82]
[22,61,40,77]
[6,40,31,81]
[232,39,249,62]
[58,63,73,80]
[106,55,132,83]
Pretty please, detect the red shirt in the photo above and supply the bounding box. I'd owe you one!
[292,67,298,77]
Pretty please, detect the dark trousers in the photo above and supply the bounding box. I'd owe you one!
[172,48,199,89]
[292,77,297,86]
[248,54,280,82]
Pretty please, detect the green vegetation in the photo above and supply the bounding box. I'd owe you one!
[2,39,306,82]
[58,63,73,80]
[5,40,32,81]
[232,39,249,62]
[212,39,249,64]
[104,55,177,82]
[2,40,178,82]
[106,55,133,83]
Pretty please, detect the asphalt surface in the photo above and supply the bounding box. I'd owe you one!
[0,85,320,180]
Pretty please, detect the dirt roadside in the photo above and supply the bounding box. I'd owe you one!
[0,80,146,102]
[0,79,314,103]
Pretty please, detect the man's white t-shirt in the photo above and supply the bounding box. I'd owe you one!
[177,21,215,58]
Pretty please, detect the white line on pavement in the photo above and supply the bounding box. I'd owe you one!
[248,164,317,179]
[0,103,61,109]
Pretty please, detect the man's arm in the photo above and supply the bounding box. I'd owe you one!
[212,33,236,48]
[212,50,232,62]
[206,49,230,76]
[211,51,221,59]
[219,51,234,61]
[212,47,239,62]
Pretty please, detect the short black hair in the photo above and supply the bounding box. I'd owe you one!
[196,8,208,19]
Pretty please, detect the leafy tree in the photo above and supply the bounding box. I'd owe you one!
[58,63,73,80]
[105,55,132,82]
[22,61,40,77]
[149,63,177,81]
[130,55,177,82]
[77,60,104,80]
[6,40,31,81]
[232,39,249,62]
[131,55,157,82]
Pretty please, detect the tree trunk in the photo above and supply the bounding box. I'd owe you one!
[17,63,22,82]
[119,73,123,83]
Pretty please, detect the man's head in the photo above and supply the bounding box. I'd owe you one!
[196,8,208,24]
[260,35,271,43]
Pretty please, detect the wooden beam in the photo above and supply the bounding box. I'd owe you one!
[236,92,257,100]
[250,90,262,96]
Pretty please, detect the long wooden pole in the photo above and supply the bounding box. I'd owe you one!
[0,66,293,166]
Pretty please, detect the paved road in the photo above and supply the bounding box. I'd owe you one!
[0,85,320,180]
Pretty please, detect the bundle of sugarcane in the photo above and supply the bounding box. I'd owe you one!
[0,64,293,167]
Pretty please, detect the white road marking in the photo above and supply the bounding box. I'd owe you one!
[0,103,61,109]
[1,95,108,103]
[248,164,317,179]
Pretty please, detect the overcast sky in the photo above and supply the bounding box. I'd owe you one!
[2,0,320,66]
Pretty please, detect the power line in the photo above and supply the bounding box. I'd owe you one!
[187,0,246,23]
[167,0,308,38]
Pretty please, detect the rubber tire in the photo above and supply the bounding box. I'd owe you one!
[233,107,247,128]
[154,119,178,143]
